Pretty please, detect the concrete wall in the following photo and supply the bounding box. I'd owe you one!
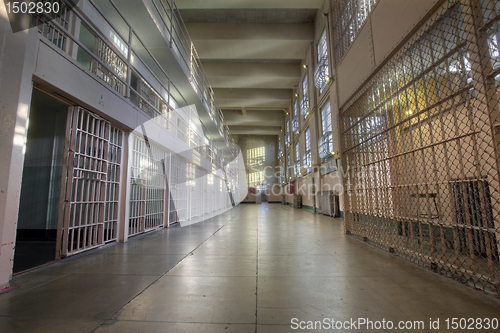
[0,15,39,288]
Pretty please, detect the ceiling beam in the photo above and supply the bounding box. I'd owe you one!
[187,23,313,60]
[223,110,284,126]
[174,0,324,9]
[213,88,292,108]
[202,62,300,89]
[229,125,282,135]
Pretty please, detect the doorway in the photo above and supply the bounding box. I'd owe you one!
[14,89,68,273]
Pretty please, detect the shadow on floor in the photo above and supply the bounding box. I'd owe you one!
[13,241,56,273]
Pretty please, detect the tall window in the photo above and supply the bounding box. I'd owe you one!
[287,154,291,180]
[247,147,265,167]
[294,142,301,177]
[285,120,290,145]
[303,127,312,173]
[301,74,309,118]
[292,100,299,133]
[321,101,332,135]
[315,29,329,93]
[319,101,334,158]
[248,171,264,187]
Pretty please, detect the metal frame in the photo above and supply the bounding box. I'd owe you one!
[57,107,123,258]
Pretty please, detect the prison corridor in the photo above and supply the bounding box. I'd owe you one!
[0,204,498,332]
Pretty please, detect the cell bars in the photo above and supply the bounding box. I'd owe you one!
[169,155,188,223]
[57,107,123,258]
[340,0,500,294]
[129,134,166,236]
[190,166,204,219]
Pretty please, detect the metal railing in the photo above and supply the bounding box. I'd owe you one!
[34,0,234,165]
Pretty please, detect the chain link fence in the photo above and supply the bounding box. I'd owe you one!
[340,0,500,295]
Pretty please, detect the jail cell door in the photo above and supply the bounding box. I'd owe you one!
[128,134,166,237]
[213,176,220,211]
[219,178,225,211]
[203,173,213,215]
[192,167,204,219]
[57,107,123,258]
[169,155,188,223]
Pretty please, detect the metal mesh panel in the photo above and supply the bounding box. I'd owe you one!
[340,0,500,294]
[331,0,378,68]
[129,134,165,236]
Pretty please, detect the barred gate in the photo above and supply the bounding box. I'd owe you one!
[169,155,189,223]
[190,166,204,219]
[57,107,123,258]
[204,173,214,215]
[340,0,500,294]
[128,134,166,236]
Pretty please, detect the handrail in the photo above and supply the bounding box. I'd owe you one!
[40,0,224,162]
[86,0,235,152]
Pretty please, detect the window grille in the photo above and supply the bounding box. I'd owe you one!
[285,120,290,145]
[303,127,312,172]
[247,147,265,167]
[292,115,299,134]
[301,74,310,117]
[319,101,334,158]
[314,29,329,93]
[294,143,301,176]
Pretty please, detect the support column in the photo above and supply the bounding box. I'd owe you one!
[0,14,38,288]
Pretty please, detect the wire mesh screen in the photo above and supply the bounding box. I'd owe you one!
[340,0,500,294]
[331,0,378,68]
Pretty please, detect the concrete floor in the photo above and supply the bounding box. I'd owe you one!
[0,203,499,332]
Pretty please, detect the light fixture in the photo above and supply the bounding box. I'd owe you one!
[295,93,298,97]
[325,76,330,82]
[303,64,307,69]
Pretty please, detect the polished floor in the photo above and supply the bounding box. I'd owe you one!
[0,204,499,332]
